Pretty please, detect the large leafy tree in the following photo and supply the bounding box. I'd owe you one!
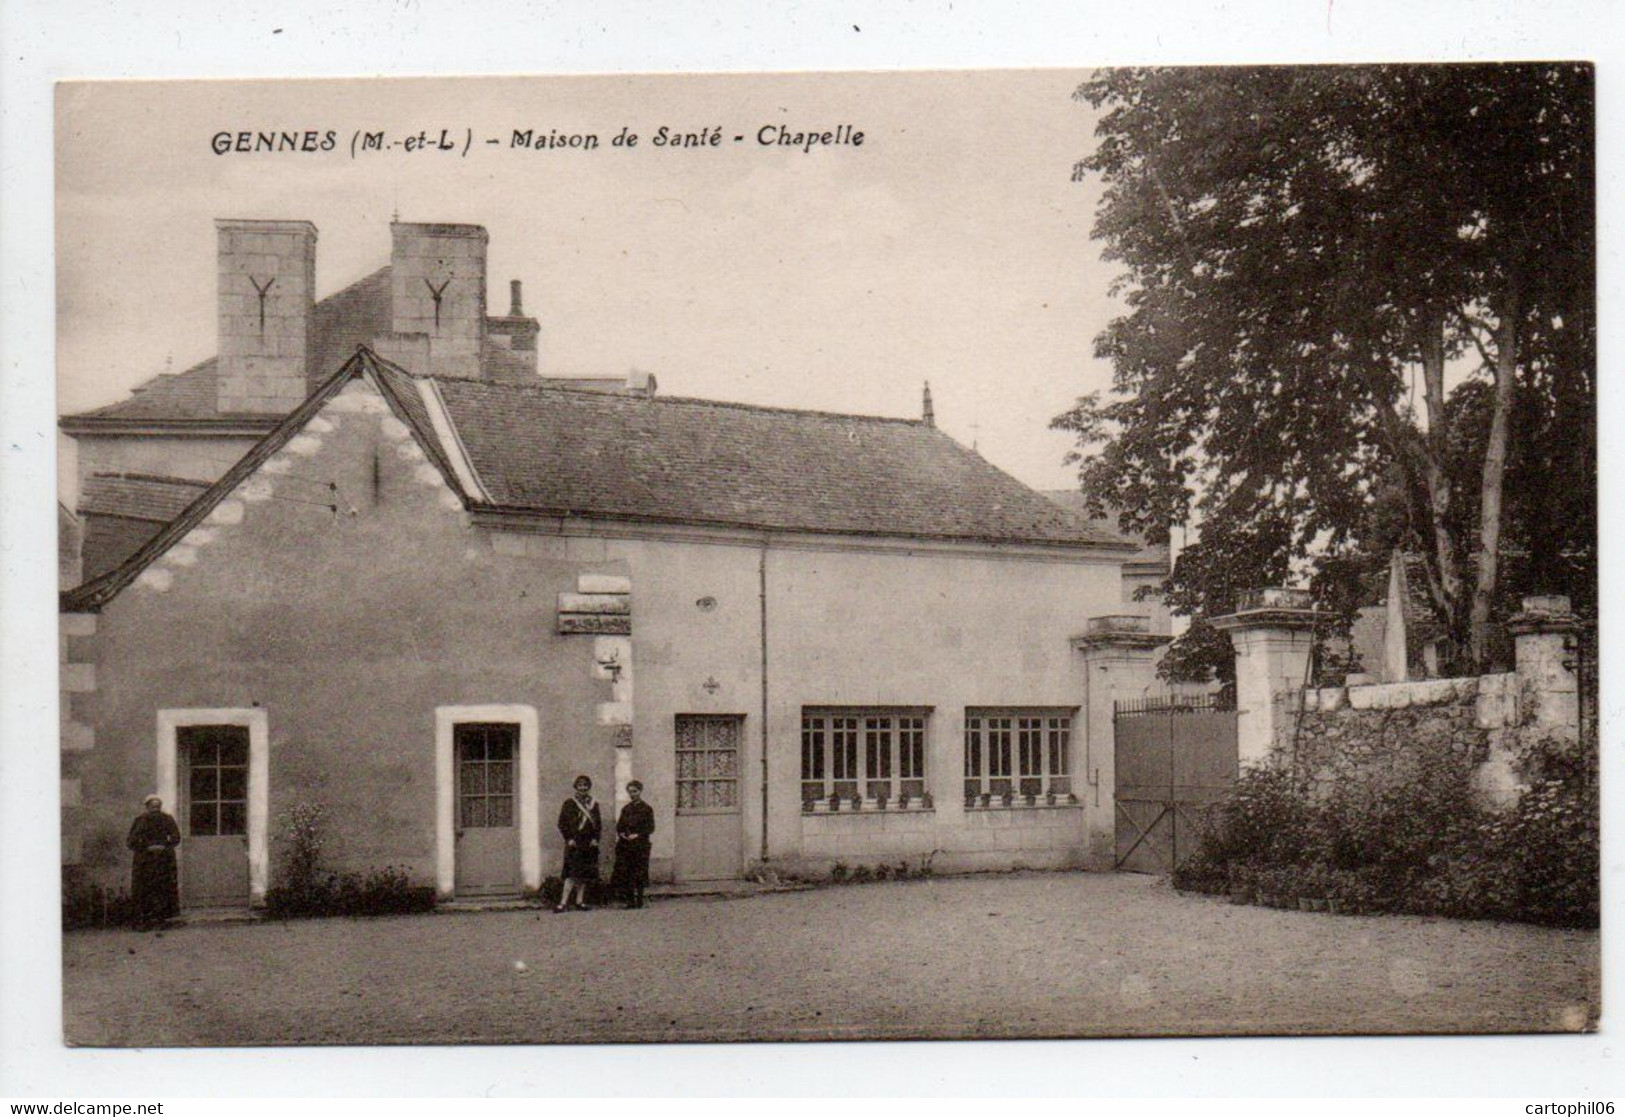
[1056,65,1594,675]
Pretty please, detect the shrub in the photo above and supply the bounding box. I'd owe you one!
[1201,766,1314,866]
[264,865,435,919]
[62,880,138,931]
[1184,740,1597,928]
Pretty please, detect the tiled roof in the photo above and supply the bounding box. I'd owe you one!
[64,350,1134,613]
[1040,491,1169,567]
[64,268,394,424]
[81,473,211,522]
[63,353,391,612]
[434,377,1130,548]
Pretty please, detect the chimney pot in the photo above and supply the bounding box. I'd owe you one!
[510,279,524,317]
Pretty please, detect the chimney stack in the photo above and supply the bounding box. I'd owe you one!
[486,275,541,374]
[215,219,317,413]
[380,222,488,379]
[922,381,935,428]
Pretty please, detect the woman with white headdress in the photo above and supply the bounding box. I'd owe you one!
[127,794,181,929]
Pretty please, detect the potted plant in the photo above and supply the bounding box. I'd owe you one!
[828,793,841,812]
[897,791,912,811]
[921,792,934,810]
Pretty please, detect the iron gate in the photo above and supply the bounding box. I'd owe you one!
[1113,695,1238,874]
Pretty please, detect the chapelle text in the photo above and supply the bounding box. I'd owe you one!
[511,124,865,153]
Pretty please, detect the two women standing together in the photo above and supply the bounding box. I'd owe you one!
[554,775,654,912]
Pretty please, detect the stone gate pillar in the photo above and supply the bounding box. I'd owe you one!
[1213,588,1319,767]
[1072,615,1169,869]
[1508,594,1580,742]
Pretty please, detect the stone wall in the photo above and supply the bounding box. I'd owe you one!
[1276,671,1556,806]
[1221,590,1585,807]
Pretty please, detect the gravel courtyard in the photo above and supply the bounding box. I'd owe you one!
[63,872,1599,1045]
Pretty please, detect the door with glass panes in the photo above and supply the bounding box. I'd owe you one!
[178,724,250,907]
[674,715,743,881]
[454,722,522,895]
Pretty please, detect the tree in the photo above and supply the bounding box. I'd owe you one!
[1056,65,1594,674]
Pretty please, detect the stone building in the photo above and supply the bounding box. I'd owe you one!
[59,218,1168,909]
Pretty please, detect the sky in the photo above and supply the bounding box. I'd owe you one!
[55,71,1117,504]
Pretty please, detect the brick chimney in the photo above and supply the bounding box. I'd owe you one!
[379,221,488,379]
[215,219,317,413]
[486,277,541,374]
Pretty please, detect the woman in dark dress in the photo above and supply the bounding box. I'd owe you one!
[127,795,181,929]
[611,780,655,909]
[555,775,602,912]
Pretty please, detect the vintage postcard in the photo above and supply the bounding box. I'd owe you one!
[54,68,1597,1047]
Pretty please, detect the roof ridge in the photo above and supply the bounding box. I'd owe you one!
[432,373,925,426]
[316,264,392,306]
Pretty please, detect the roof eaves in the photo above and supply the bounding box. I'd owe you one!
[473,503,1140,553]
[60,351,373,613]
[58,416,283,437]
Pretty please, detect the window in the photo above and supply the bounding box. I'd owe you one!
[455,723,517,829]
[802,708,928,808]
[964,709,1074,806]
[676,714,740,812]
[180,725,249,836]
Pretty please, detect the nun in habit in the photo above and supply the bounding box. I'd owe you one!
[127,794,181,929]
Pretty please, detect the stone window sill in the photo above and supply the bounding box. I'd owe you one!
[964,797,1081,811]
[802,801,936,816]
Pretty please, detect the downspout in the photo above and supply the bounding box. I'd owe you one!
[759,537,770,862]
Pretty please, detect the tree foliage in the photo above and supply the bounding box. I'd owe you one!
[1057,65,1594,676]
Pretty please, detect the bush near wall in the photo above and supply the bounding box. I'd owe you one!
[264,802,436,919]
[263,865,436,919]
[62,880,139,930]
[1174,737,1598,928]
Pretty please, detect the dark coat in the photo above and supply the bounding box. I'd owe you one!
[557,797,602,881]
[611,799,656,892]
[127,810,181,924]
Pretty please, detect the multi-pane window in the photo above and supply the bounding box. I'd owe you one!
[964,709,1073,806]
[456,723,517,829]
[802,708,928,808]
[181,725,249,837]
[676,715,740,812]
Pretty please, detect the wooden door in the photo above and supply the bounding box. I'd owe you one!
[179,725,250,907]
[674,715,743,881]
[454,723,522,895]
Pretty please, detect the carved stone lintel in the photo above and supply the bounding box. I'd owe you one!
[558,614,631,635]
